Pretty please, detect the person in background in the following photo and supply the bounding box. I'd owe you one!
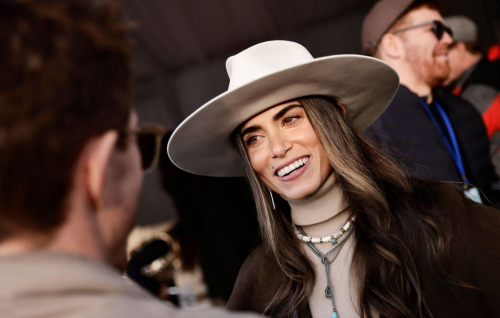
[0,1,261,318]
[361,0,500,205]
[443,15,500,176]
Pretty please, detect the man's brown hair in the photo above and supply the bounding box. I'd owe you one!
[0,0,131,238]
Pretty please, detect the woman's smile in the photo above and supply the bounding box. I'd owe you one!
[275,155,310,180]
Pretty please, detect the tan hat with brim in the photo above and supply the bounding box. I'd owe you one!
[167,41,399,177]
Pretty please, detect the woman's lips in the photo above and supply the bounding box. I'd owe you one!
[275,156,309,177]
[275,156,310,181]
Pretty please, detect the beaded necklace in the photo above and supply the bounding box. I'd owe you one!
[295,223,355,318]
[292,215,355,245]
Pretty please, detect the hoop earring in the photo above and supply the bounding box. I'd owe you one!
[268,188,276,210]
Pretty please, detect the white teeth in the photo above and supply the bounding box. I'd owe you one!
[276,157,309,177]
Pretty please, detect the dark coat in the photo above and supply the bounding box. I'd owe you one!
[449,46,500,178]
[227,183,500,318]
[363,85,499,204]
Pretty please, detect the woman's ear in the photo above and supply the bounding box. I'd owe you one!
[85,130,119,210]
[379,33,403,59]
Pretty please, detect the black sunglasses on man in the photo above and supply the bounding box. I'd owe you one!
[120,125,166,173]
[392,20,453,41]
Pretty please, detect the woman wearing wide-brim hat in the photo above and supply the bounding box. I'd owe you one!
[168,41,500,318]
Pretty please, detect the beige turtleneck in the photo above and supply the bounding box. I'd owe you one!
[284,174,378,318]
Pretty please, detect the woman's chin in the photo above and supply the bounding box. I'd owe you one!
[278,185,319,201]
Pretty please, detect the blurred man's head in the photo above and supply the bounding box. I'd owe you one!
[0,0,142,269]
[443,16,482,86]
[363,0,453,91]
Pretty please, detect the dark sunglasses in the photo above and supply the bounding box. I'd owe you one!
[120,124,166,173]
[392,20,453,40]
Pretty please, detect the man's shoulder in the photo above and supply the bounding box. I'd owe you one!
[364,85,426,138]
[0,252,262,318]
[64,291,175,317]
[0,252,171,317]
[391,85,419,105]
[378,85,423,116]
[70,293,262,318]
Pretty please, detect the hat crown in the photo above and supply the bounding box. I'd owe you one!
[226,41,314,91]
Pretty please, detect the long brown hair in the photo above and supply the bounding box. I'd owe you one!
[235,96,472,318]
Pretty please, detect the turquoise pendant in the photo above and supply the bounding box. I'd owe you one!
[332,311,338,318]
[331,238,337,245]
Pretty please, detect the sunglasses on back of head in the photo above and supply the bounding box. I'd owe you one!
[392,20,453,41]
[120,125,167,173]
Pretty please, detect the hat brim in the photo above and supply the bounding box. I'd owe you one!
[167,55,399,177]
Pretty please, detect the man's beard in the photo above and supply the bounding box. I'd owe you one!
[406,47,450,88]
[425,58,450,88]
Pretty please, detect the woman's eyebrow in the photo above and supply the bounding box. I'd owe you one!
[272,104,302,122]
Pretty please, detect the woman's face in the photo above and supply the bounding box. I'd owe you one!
[240,100,332,200]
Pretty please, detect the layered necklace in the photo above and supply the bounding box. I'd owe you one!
[293,214,355,318]
[293,215,355,245]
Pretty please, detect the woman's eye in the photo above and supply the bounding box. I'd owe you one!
[245,135,260,146]
[283,115,301,125]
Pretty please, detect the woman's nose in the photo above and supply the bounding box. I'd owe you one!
[269,133,292,158]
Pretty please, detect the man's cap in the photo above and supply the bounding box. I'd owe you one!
[444,16,477,43]
[361,0,415,55]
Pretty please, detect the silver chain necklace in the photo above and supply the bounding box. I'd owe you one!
[298,225,354,318]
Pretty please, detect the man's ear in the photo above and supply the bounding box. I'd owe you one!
[379,33,404,59]
[85,130,119,210]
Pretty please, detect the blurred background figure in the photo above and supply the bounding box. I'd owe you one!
[127,222,184,306]
[362,0,500,205]
[0,1,261,317]
[0,0,168,316]
[444,15,500,176]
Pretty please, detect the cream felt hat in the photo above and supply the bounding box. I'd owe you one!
[167,40,399,177]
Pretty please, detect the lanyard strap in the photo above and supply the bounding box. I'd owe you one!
[418,99,469,184]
